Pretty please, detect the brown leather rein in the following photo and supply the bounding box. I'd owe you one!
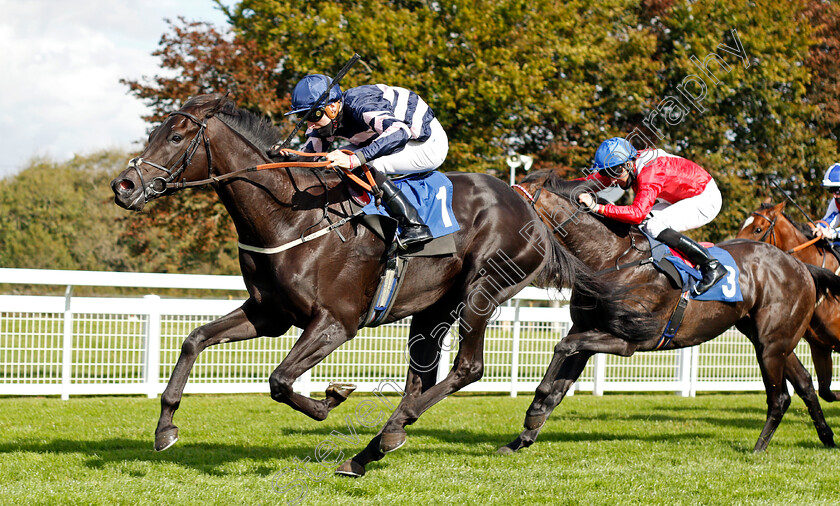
[165,148,378,193]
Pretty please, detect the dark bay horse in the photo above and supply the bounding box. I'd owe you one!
[110,95,655,477]
[500,170,840,454]
[737,201,840,402]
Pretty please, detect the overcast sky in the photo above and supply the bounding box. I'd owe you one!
[0,0,232,179]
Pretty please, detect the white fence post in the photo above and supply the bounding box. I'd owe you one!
[678,347,692,397]
[510,299,521,398]
[144,295,161,399]
[690,344,700,397]
[593,353,606,396]
[61,285,74,401]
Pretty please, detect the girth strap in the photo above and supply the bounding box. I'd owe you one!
[656,291,690,350]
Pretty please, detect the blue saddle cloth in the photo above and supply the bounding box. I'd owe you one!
[361,172,460,238]
[644,233,743,303]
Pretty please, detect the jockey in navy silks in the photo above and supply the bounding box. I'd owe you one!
[577,137,727,295]
[268,74,449,247]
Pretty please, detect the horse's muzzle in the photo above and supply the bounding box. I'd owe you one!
[111,174,147,211]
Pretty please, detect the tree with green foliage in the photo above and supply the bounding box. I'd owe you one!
[0,151,135,271]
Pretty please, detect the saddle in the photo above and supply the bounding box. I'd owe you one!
[340,170,460,328]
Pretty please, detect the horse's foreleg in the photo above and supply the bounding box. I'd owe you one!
[498,352,591,454]
[501,330,638,454]
[784,352,836,447]
[268,313,355,421]
[156,302,280,451]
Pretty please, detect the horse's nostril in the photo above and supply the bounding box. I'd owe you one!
[119,180,134,192]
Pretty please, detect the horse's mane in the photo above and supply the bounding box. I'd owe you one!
[522,169,603,199]
[758,202,813,237]
[522,169,634,237]
[184,94,283,152]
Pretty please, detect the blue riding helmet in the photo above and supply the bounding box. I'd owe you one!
[593,137,637,176]
[822,163,840,188]
[284,74,343,117]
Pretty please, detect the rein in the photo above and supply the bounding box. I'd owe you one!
[133,109,383,255]
[165,148,378,193]
[752,211,822,254]
[513,182,649,275]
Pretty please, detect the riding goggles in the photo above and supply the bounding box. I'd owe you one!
[827,187,840,194]
[296,107,326,122]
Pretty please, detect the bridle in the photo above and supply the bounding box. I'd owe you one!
[750,211,778,246]
[127,111,212,203]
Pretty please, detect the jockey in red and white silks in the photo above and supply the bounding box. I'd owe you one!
[577,137,726,295]
[581,148,722,237]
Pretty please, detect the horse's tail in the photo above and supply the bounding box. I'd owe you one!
[537,232,660,343]
[806,264,840,302]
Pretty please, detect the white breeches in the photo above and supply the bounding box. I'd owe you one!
[641,179,722,237]
[362,118,449,175]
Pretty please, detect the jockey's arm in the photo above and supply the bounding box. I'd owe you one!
[598,182,662,224]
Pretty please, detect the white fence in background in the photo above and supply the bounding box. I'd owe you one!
[0,268,836,400]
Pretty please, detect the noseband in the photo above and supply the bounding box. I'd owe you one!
[127,111,213,203]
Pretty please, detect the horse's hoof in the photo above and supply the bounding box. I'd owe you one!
[497,446,515,455]
[380,431,407,453]
[326,382,357,401]
[335,459,366,478]
[155,427,179,452]
[524,414,547,431]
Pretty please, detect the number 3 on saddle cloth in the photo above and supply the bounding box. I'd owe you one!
[644,233,743,348]
[645,233,742,303]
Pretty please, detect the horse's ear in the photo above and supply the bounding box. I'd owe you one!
[762,197,772,204]
[772,201,786,213]
[205,92,231,118]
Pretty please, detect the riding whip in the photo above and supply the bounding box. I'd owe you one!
[769,177,817,227]
[276,53,362,150]
[770,177,840,255]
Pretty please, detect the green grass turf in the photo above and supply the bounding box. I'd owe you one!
[0,392,839,505]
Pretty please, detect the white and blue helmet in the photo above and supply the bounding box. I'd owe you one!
[822,163,840,189]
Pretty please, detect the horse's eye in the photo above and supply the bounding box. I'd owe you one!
[171,134,183,144]
[755,227,762,233]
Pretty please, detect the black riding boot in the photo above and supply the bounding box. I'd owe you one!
[656,228,727,295]
[380,179,433,248]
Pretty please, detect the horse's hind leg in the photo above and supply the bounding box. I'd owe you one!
[337,305,450,477]
[807,330,840,402]
[751,339,795,453]
[500,329,638,454]
[784,352,835,447]
[156,300,284,451]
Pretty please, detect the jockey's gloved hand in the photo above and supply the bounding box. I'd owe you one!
[813,225,836,241]
[265,145,302,162]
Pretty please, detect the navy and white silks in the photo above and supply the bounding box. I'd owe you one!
[299,84,448,175]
